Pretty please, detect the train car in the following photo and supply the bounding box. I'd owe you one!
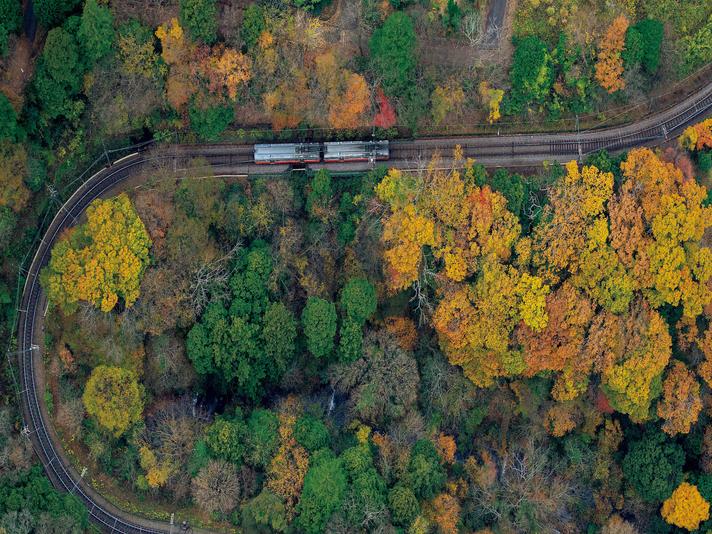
[254,143,321,164]
[323,141,389,162]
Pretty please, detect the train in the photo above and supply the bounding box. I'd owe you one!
[254,140,390,165]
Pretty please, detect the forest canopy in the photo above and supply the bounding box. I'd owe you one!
[25,129,712,533]
[0,0,711,533]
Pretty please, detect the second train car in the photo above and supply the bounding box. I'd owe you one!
[254,140,389,165]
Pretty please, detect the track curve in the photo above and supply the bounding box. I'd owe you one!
[17,81,712,533]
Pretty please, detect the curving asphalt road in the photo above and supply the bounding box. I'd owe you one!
[16,81,712,533]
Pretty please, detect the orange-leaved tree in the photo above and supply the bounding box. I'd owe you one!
[315,52,370,129]
[679,118,712,151]
[428,492,460,534]
[205,45,252,101]
[156,18,251,109]
[594,15,629,93]
[517,282,594,400]
[698,326,712,387]
[0,142,30,213]
[41,193,152,313]
[657,361,702,435]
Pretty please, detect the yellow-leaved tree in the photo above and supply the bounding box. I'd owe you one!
[377,151,549,387]
[41,193,152,313]
[267,398,309,519]
[478,81,504,124]
[82,365,144,437]
[138,445,174,488]
[661,482,710,531]
[615,148,712,318]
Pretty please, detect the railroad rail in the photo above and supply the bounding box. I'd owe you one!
[16,79,712,533]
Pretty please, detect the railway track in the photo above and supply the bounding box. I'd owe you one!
[16,80,712,533]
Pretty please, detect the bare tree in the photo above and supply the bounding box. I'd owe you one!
[189,240,242,314]
[55,398,84,439]
[469,433,581,533]
[192,460,241,515]
[462,10,483,47]
[411,254,436,326]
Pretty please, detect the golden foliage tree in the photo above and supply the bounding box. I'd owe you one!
[254,12,370,130]
[156,18,251,109]
[436,434,456,465]
[206,45,252,100]
[657,361,702,435]
[118,27,163,80]
[263,72,309,131]
[41,193,152,313]
[433,257,547,387]
[377,157,524,291]
[431,81,465,126]
[544,403,579,437]
[82,365,144,437]
[533,160,615,283]
[595,15,629,93]
[139,445,174,488]
[661,482,710,531]
[155,18,194,109]
[377,153,548,387]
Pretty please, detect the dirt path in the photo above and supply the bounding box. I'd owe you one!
[0,37,34,107]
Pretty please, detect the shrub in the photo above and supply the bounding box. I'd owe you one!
[340,278,377,324]
[246,409,280,468]
[188,99,234,141]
